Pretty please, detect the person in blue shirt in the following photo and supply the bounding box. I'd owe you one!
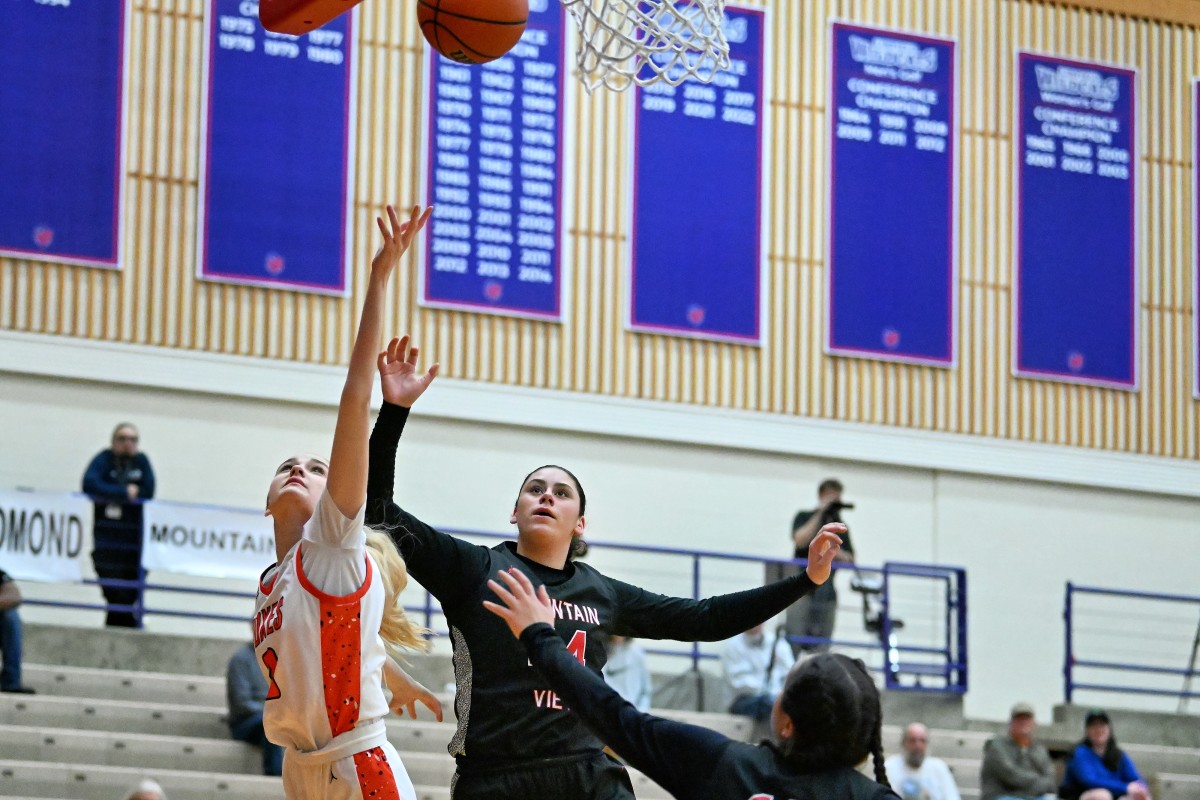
[82,423,156,627]
[1060,710,1150,800]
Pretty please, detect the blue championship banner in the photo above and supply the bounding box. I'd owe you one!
[421,0,566,320]
[628,6,766,343]
[827,22,957,365]
[0,1,126,268]
[197,0,354,294]
[1015,53,1137,388]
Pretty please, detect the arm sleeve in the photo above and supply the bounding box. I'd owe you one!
[791,510,812,533]
[82,453,125,498]
[366,402,490,604]
[139,455,156,500]
[608,572,817,641]
[1118,753,1143,785]
[1070,748,1133,796]
[982,740,1050,794]
[721,640,761,696]
[935,759,962,800]
[521,623,730,800]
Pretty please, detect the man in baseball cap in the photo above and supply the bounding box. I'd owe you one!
[980,703,1057,800]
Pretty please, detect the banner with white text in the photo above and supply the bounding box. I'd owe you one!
[142,500,275,582]
[1014,53,1137,388]
[0,489,91,582]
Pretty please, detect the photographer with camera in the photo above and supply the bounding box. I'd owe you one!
[789,479,856,653]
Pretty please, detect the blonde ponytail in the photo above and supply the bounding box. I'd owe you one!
[365,530,429,653]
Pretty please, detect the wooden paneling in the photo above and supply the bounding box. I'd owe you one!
[1,0,1196,459]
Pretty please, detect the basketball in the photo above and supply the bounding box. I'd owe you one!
[417,0,529,65]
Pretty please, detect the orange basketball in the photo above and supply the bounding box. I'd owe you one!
[417,0,528,64]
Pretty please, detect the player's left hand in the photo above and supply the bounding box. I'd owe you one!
[483,567,555,638]
[383,660,443,722]
[805,525,845,585]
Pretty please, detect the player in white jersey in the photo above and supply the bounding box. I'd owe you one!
[255,203,438,799]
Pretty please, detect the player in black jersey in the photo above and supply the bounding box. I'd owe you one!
[486,566,900,800]
[366,336,848,800]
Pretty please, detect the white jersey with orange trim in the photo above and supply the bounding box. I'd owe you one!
[253,491,390,753]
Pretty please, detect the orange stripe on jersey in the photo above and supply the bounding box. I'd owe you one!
[296,544,374,737]
[352,746,401,800]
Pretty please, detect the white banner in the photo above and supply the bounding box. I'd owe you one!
[142,500,275,581]
[0,488,91,582]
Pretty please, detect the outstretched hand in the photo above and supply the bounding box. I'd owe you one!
[804,524,846,585]
[378,335,439,408]
[382,659,443,722]
[483,567,555,638]
[370,204,432,279]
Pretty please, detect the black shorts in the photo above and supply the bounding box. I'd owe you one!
[452,751,635,800]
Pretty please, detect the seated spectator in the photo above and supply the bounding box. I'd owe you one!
[1059,710,1151,800]
[0,568,34,694]
[602,634,652,711]
[226,641,284,776]
[981,703,1057,800]
[83,422,155,628]
[124,778,167,800]
[721,623,795,722]
[885,722,961,800]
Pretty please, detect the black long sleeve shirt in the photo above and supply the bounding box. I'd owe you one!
[367,402,819,769]
[521,623,899,800]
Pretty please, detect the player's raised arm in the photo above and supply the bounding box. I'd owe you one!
[325,204,431,519]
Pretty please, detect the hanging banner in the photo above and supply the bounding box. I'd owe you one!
[627,5,766,343]
[197,0,355,294]
[826,22,957,366]
[0,489,91,583]
[420,0,567,320]
[0,1,126,268]
[142,499,276,582]
[1014,53,1137,388]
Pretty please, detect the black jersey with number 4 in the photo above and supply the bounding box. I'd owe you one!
[522,623,899,800]
[367,402,818,770]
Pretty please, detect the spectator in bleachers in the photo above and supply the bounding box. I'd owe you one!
[0,568,34,693]
[225,641,284,776]
[790,478,855,652]
[722,623,795,722]
[1059,709,1151,800]
[885,722,961,800]
[123,778,167,800]
[980,703,1057,800]
[83,422,155,628]
[603,634,652,711]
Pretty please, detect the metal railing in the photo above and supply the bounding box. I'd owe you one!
[23,524,968,695]
[1064,582,1200,711]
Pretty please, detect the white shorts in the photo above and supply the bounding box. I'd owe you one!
[282,740,415,800]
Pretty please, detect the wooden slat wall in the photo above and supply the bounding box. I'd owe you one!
[1,0,1197,459]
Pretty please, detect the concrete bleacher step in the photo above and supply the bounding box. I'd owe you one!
[23,664,226,707]
[0,693,228,740]
[0,760,283,800]
[1158,772,1200,800]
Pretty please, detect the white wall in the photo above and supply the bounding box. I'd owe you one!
[1,360,1198,724]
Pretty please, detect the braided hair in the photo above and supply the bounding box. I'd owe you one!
[775,653,890,787]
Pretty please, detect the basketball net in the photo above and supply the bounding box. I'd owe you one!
[561,0,731,92]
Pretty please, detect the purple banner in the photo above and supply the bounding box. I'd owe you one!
[0,1,126,268]
[826,22,957,366]
[420,1,566,320]
[627,5,766,343]
[197,0,354,294]
[1014,53,1137,388]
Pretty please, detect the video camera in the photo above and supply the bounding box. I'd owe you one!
[819,499,855,524]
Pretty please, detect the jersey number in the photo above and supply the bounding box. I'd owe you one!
[566,630,587,665]
[261,647,282,700]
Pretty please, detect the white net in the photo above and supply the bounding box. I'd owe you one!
[561,0,731,92]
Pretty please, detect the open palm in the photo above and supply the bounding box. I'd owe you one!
[378,335,439,407]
